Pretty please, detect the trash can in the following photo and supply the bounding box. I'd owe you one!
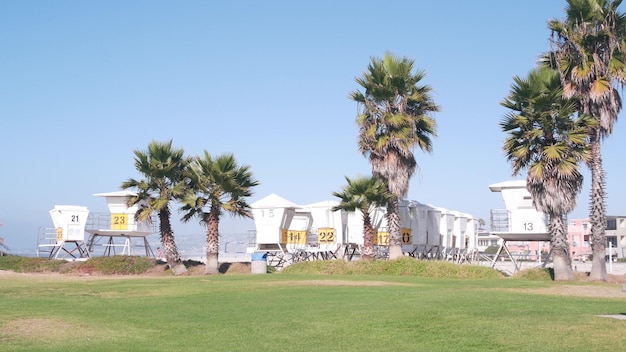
[251,252,267,274]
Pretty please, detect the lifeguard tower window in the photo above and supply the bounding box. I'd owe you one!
[490,210,509,232]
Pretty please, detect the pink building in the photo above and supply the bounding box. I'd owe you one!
[567,218,592,261]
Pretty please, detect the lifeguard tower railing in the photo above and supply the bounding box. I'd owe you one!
[36,227,60,258]
[85,213,155,231]
[490,209,510,232]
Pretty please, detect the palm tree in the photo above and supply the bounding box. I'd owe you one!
[548,0,626,280]
[121,140,191,276]
[351,52,439,259]
[180,152,259,274]
[0,238,7,255]
[501,66,595,280]
[0,221,7,255]
[332,176,390,260]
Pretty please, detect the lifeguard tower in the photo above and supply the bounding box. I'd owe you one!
[249,194,300,268]
[37,205,91,260]
[489,180,549,272]
[300,200,347,260]
[436,207,455,258]
[399,200,435,258]
[85,191,157,257]
[426,205,443,258]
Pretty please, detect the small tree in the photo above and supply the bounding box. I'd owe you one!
[332,176,390,260]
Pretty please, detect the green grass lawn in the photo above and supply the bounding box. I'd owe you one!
[1,272,625,352]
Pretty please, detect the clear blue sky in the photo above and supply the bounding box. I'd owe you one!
[1,1,625,251]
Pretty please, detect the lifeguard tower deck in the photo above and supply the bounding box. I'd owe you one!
[489,180,550,273]
[84,191,157,257]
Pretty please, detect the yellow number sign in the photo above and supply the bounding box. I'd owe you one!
[111,213,128,230]
[317,227,336,244]
[401,228,412,244]
[281,229,307,244]
[375,231,389,246]
[56,227,63,242]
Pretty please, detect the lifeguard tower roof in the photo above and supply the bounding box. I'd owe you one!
[251,193,298,209]
[488,180,526,192]
[93,190,136,197]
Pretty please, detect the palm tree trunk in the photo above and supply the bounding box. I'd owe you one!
[588,130,607,281]
[159,208,188,276]
[204,207,220,275]
[549,213,575,281]
[361,213,376,260]
[386,196,403,259]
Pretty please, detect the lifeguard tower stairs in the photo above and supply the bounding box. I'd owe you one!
[489,180,550,273]
[37,205,91,260]
[85,191,157,257]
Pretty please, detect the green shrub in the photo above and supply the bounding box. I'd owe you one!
[513,267,554,281]
[483,245,500,255]
[0,255,65,273]
[283,257,503,279]
[75,256,154,275]
[0,255,154,275]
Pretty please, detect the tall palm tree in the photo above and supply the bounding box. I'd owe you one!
[180,152,259,274]
[501,66,595,280]
[549,0,626,281]
[121,140,190,276]
[332,176,391,260]
[351,52,439,259]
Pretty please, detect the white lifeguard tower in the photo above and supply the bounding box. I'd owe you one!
[300,200,347,259]
[85,191,157,257]
[437,207,456,258]
[399,200,441,258]
[37,205,91,260]
[426,206,443,258]
[249,194,299,268]
[489,180,549,272]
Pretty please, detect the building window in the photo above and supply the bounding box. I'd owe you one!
[607,218,617,231]
[607,236,618,247]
